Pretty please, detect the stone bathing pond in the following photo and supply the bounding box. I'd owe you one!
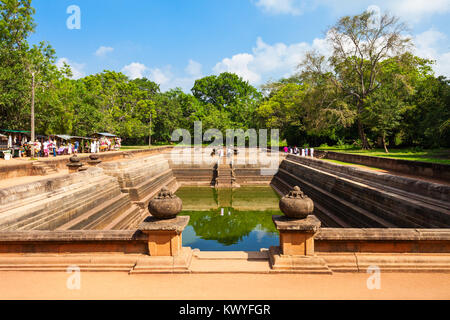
[178,186,281,251]
[0,148,449,274]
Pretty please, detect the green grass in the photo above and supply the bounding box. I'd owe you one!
[120,145,171,150]
[320,159,385,171]
[316,146,450,165]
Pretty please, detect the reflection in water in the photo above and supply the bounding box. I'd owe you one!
[177,186,281,251]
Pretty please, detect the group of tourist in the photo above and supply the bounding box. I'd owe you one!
[283,146,314,158]
[211,147,237,158]
[0,132,122,159]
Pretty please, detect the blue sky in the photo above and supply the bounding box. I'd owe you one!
[29,0,450,91]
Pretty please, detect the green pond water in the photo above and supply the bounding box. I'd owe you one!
[177,186,281,251]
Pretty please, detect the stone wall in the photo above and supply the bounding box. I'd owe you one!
[0,167,144,231]
[0,228,448,273]
[166,148,283,187]
[0,146,173,180]
[315,150,450,182]
[272,155,450,228]
[100,153,178,208]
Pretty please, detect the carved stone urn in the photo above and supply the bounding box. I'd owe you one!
[67,154,83,173]
[87,154,102,166]
[148,187,183,219]
[279,186,314,219]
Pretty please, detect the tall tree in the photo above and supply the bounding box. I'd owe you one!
[0,0,36,130]
[363,53,433,152]
[302,10,411,149]
[192,72,261,129]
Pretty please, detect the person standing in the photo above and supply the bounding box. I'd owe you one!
[43,140,49,157]
[90,140,96,153]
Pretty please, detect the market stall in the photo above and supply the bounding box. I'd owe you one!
[91,133,120,152]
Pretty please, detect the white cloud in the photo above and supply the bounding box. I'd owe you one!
[149,67,172,86]
[213,53,261,83]
[121,62,148,79]
[120,60,203,92]
[413,28,450,77]
[95,46,114,57]
[56,58,85,79]
[212,36,333,85]
[185,59,202,77]
[310,0,450,23]
[254,0,303,15]
[387,0,450,23]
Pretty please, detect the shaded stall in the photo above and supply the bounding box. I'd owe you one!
[0,134,9,159]
[91,132,120,152]
[70,136,93,153]
[0,129,31,158]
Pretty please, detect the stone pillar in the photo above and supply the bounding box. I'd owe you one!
[130,187,192,274]
[269,185,331,273]
[139,216,189,257]
[273,215,320,256]
[269,215,331,273]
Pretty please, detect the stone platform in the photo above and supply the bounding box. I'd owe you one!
[100,154,178,209]
[0,167,143,231]
[272,155,450,228]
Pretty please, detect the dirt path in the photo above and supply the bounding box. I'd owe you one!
[0,271,449,300]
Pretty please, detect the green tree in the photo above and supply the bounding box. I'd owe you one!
[402,75,450,148]
[363,53,434,152]
[192,72,261,129]
[0,0,36,130]
[301,10,411,149]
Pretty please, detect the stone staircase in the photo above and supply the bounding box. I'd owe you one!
[190,250,272,273]
[0,168,144,231]
[215,162,238,188]
[272,156,450,228]
[32,161,58,176]
[100,154,178,209]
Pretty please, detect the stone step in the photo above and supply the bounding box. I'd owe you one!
[56,193,130,230]
[287,155,450,203]
[189,256,271,273]
[134,177,178,209]
[24,183,123,231]
[193,251,269,260]
[126,170,174,201]
[280,159,450,228]
[0,178,121,230]
[271,177,350,228]
[0,171,110,212]
[81,196,133,230]
[275,169,396,228]
[32,162,58,176]
[104,204,144,230]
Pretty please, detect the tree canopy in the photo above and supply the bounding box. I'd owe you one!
[0,2,448,151]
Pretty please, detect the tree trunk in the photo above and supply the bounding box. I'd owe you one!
[382,133,389,153]
[31,72,35,158]
[148,112,152,147]
[357,118,370,150]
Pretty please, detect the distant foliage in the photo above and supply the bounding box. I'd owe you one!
[0,3,448,149]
